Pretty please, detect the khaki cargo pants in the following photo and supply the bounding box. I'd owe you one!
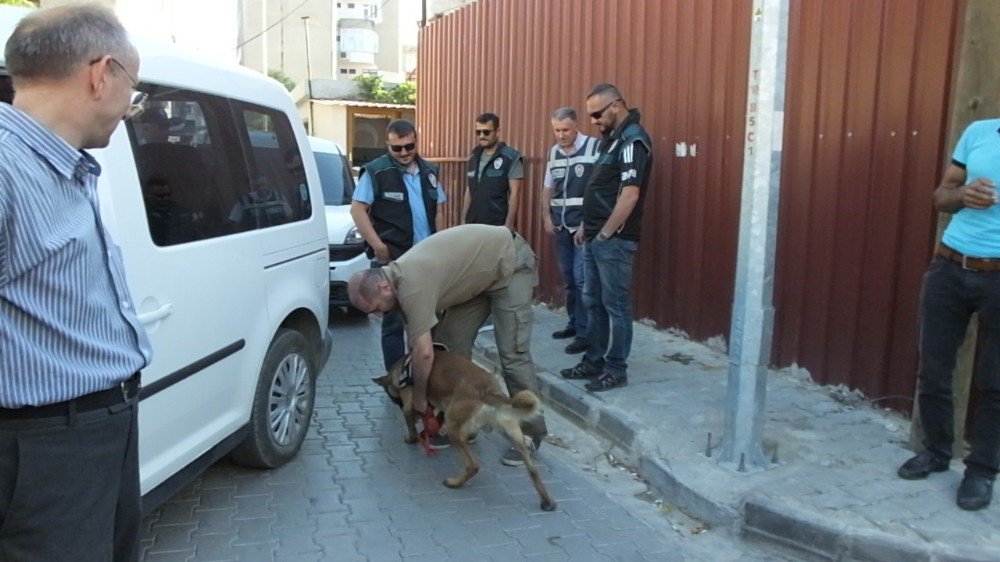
[433,234,547,438]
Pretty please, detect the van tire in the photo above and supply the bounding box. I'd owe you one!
[232,328,316,468]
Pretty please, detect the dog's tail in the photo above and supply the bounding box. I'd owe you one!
[509,390,540,419]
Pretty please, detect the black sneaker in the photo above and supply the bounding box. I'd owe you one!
[564,337,589,354]
[585,372,628,392]
[560,360,601,380]
[552,327,576,339]
[428,426,450,450]
[501,435,542,467]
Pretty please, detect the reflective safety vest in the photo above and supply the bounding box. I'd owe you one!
[546,135,600,230]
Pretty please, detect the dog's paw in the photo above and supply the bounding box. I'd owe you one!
[443,477,464,489]
[540,500,557,512]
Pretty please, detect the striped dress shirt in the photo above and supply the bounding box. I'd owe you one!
[0,103,152,408]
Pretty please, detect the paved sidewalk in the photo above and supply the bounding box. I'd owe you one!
[474,306,1000,562]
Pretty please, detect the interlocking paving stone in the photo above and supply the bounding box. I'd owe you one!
[140,312,792,561]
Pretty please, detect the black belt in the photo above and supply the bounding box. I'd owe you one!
[0,373,141,420]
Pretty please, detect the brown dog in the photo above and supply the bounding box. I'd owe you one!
[373,349,556,511]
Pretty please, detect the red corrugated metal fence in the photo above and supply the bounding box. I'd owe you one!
[418,0,961,412]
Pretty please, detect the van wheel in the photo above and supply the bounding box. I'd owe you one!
[232,328,316,468]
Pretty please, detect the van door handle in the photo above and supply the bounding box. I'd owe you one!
[138,303,174,324]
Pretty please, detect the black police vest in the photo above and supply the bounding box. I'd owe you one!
[360,155,439,260]
[547,136,600,229]
[466,143,521,226]
[583,109,652,242]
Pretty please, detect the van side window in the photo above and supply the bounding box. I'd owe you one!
[234,104,312,229]
[126,90,245,246]
[0,73,13,105]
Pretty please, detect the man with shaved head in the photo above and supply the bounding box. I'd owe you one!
[0,5,151,560]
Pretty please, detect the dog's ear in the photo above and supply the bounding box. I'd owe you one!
[372,375,390,387]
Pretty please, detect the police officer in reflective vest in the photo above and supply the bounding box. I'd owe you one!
[463,112,524,229]
[351,119,446,370]
[561,83,653,393]
[543,107,600,355]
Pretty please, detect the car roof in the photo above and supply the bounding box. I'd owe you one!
[308,136,347,157]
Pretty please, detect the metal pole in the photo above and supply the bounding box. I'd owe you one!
[261,0,268,73]
[302,16,314,135]
[718,0,789,473]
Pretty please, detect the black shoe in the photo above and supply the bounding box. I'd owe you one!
[552,327,576,340]
[585,372,628,392]
[564,337,589,354]
[501,435,542,467]
[957,473,994,511]
[560,360,601,380]
[897,451,950,480]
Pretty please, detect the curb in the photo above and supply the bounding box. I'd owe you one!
[743,495,1000,562]
[472,339,1000,562]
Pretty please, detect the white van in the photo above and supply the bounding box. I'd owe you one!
[0,7,331,512]
[308,136,370,315]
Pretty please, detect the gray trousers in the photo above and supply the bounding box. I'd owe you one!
[434,235,547,437]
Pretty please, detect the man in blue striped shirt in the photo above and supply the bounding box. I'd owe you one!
[0,5,152,561]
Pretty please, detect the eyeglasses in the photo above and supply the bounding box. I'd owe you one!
[475,128,495,137]
[589,99,620,120]
[98,57,148,120]
[388,142,416,153]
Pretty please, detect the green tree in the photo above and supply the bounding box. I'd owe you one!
[0,0,38,7]
[267,69,296,92]
[354,74,415,105]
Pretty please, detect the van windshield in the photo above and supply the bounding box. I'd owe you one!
[315,151,355,206]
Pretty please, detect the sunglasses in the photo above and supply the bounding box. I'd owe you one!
[388,142,416,153]
[589,99,619,120]
[475,129,495,137]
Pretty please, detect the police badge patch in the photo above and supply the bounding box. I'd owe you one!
[493,158,503,169]
[427,172,438,186]
[575,164,585,177]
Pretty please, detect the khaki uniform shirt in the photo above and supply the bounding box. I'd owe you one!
[385,224,516,341]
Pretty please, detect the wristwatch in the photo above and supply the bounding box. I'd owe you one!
[596,232,610,241]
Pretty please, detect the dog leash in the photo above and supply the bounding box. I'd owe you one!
[418,408,441,456]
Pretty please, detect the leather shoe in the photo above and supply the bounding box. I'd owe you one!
[564,337,589,354]
[897,451,950,480]
[957,473,994,511]
[552,327,576,339]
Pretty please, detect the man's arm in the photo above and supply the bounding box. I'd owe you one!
[541,186,555,235]
[409,331,435,413]
[350,200,390,264]
[597,185,640,237]
[505,177,522,230]
[460,185,471,225]
[933,164,996,213]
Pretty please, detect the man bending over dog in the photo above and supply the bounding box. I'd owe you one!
[348,224,547,466]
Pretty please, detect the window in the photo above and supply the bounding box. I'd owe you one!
[339,69,348,75]
[125,86,310,245]
[314,151,355,206]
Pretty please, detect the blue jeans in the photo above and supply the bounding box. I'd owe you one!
[918,257,1000,477]
[581,237,637,377]
[381,309,406,371]
[554,228,587,337]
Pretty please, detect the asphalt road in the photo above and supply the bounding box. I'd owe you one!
[139,311,791,561]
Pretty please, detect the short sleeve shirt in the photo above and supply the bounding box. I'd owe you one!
[478,150,524,180]
[353,163,447,244]
[385,225,516,341]
[941,118,1000,257]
